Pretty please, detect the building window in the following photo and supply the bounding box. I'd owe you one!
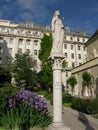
[18,29,24,34]
[0,58,2,64]
[34,50,37,55]
[34,40,38,46]
[18,48,22,54]
[71,53,74,59]
[26,49,30,53]
[1,28,5,32]
[18,39,23,45]
[26,40,30,46]
[64,44,67,49]
[0,47,3,53]
[33,31,38,36]
[78,54,81,59]
[71,45,73,50]
[26,30,31,35]
[78,45,80,50]
[77,37,80,42]
[72,62,75,67]
[83,46,85,51]
[8,48,12,55]
[64,36,66,40]
[70,37,73,41]
[0,38,4,43]
[65,53,68,58]
[9,38,13,44]
[34,31,38,35]
[10,29,14,34]
[83,38,85,42]
[66,71,68,77]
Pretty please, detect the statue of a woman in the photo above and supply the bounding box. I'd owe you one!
[50,10,64,58]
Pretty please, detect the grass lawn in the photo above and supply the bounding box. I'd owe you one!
[63,102,72,108]
[92,114,98,119]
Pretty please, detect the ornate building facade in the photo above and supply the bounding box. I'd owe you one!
[62,27,90,88]
[0,19,91,87]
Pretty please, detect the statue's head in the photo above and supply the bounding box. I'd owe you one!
[54,10,60,16]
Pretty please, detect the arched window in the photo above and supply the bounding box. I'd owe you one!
[26,39,31,46]
[18,39,23,45]
[34,40,38,46]
[77,37,80,42]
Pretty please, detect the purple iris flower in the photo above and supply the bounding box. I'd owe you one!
[8,90,48,114]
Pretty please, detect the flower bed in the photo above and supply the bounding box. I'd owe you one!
[0,90,52,130]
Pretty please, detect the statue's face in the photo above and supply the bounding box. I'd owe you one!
[55,11,60,16]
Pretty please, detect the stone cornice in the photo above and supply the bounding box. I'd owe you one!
[71,56,98,74]
[85,34,98,46]
[64,40,85,45]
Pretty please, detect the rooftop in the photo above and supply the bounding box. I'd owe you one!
[0,19,91,37]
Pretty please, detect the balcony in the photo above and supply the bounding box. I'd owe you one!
[0,31,42,39]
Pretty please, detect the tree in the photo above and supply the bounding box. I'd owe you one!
[38,64,53,91]
[62,60,66,71]
[38,34,53,91]
[67,76,77,95]
[39,34,52,64]
[0,67,11,85]
[82,71,94,97]
[11,53,38,89]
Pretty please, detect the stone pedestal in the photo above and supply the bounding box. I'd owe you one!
[47,56,70,130]
[48,124,70,130]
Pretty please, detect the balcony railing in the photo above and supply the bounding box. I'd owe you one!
[0,30,43,38]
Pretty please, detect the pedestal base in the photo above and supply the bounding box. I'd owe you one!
[47,123,70,130]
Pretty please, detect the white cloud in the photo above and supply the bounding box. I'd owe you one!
[16,0,55,23]
[0,0,59,23]
[17,0,56,12]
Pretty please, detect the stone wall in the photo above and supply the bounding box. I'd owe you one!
[71,57,98,97]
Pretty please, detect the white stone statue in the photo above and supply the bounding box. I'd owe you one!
[50,10,64,58]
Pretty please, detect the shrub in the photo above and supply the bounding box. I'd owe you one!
[37,91,47,97]
[71,97,98,114]
[62,93,73,104]
[0,84,20,111]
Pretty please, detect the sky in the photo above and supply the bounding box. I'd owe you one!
[0,0,98,35]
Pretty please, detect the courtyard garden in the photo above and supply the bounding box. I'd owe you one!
[0,34,98,130]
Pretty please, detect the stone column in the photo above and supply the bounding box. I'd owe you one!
[22,39,26,53]
[53,58,63,124]
[48,10,70,130]
[47,57,70,130]
[30,40,34,56]
[12,37,18,58]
